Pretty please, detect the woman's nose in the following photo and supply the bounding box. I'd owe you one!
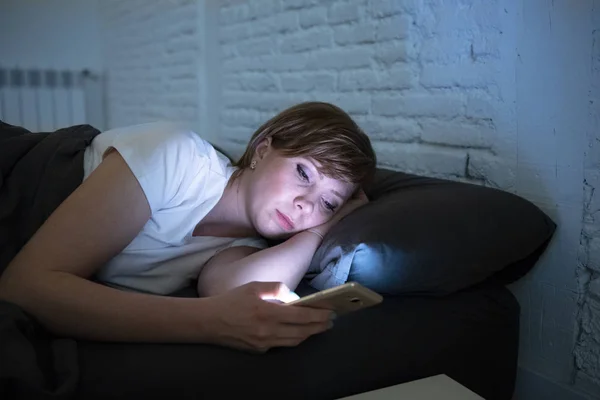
[294,196,314,214]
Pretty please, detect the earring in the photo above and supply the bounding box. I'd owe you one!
[250,160,257,170]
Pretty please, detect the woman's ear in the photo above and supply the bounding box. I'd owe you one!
[255,137,272,160]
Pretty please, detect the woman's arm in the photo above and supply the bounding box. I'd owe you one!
[197,232,322,297]
[0,151,208,341]
[197,191,368,297]
[0,151,332,347]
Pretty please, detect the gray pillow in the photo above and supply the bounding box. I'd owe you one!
[309,168,556,296]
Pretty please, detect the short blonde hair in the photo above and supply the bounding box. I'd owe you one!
[235,102,376,185]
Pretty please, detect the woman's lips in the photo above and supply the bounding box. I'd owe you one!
[276,209,295,230]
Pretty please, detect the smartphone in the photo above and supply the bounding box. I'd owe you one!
[286,282,383,316]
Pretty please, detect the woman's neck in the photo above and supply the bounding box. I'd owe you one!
[193,172,257,238]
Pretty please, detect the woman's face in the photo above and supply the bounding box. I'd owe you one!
[245,141,357,240]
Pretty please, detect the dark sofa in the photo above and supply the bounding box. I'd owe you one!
[73,280,519,400]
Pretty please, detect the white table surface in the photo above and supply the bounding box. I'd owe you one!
[338,374,485,400]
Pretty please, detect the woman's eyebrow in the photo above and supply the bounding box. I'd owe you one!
[331,189,344,200]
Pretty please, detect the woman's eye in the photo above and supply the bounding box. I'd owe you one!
[323,200,336,212]
[297,164,309,182]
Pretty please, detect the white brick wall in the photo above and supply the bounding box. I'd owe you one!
[217,0,513,184]
[99,0,200,128]
[574,2,600,394]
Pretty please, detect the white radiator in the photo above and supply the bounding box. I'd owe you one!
[0,67,105,132]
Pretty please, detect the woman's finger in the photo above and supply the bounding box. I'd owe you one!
[267,303,334,325]
[268,321,333,348]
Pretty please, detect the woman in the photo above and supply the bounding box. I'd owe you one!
[0,102,376,352]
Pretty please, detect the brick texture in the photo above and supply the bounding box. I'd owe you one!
[574,2,600,391]
[99,0,200,128]
[218,0,509,183]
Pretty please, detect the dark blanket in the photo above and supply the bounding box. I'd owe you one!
[0,121,100,400]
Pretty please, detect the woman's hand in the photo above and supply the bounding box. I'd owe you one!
[203,281,334,353]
